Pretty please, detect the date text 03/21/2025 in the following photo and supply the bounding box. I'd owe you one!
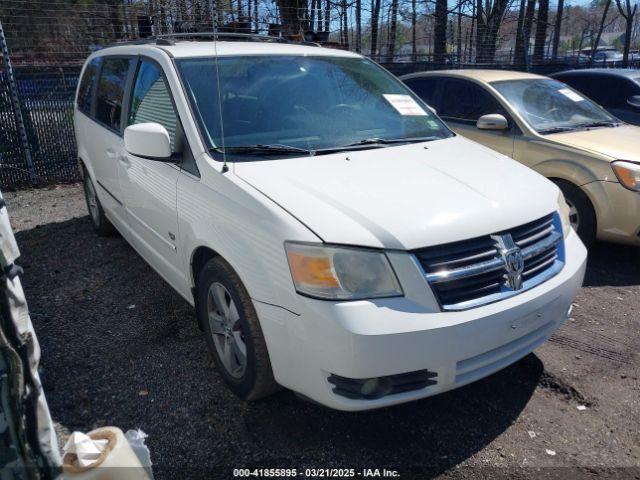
[232,468,401,477]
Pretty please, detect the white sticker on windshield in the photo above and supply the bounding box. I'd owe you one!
[559,88,584,102]
[383,94,428,116]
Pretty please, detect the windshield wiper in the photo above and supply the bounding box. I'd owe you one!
[576,121,620,129]
[212,144,313,156]
[211,137,441,157]
[537,126,578,134]
[317,136,441,153]
[346,136,440,146]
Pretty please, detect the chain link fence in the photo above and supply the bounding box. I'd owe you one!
[0,0,637,189]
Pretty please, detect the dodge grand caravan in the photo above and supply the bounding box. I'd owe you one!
[74,34,586,411]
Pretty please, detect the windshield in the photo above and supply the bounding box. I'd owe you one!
[176,55,452,157]
[491,78,618,134]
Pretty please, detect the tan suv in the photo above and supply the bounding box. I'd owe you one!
[402,70,640,246]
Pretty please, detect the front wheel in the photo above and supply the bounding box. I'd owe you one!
[196,257,279,400]
[554,179,596,245]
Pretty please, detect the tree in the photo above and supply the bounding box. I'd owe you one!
[475,0,511,63]
[102,0,124,40]
[411,0,417,59]
[615,0,638,66]
[590,0,612,66]
[387,0,400,58]
[514,0,528,64]
[341,0,349,47]
[533,0,550,62]
[371,0,382,55]
[356,0,362,51]
[433,0,448,64]
[551,0,565,59]
[276,0,306,36]
[515,0,537,66]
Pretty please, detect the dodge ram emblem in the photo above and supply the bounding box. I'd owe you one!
[503,247,525,290]
[492,234,525,291]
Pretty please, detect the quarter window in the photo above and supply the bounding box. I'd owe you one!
[77,57,101,114]
[128,60,178,150]
[95,57,134,132]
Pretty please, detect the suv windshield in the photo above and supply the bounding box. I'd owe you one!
[176,55,452,157]
[491,78,619,134]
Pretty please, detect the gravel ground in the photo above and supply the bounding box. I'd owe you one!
[4,183,640,479]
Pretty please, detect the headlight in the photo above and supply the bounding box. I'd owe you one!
[612,160,640,192]
[284,242,403,300]
[557,191,572,238]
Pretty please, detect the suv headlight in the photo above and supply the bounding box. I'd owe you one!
[558,191,572,238]
[612,160,640,192]
[285,242,403,300]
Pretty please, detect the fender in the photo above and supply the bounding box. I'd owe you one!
[532,158,602,187]
[176,161,319,315]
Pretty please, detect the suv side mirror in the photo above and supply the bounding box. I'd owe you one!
[476,114,509,131]
[627,95,640,109]
[124,123,172,161]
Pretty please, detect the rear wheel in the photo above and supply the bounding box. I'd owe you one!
[554,179,596,245]
[82,172,115,236]
[196,256,279,400]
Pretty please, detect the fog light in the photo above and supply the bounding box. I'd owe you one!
[328,369,437,400]
[361,377,392,399]
[361,378,380,396]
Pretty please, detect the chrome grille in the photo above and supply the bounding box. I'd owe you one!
[414,214,564,311]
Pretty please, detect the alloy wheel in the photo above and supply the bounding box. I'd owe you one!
[206,282,247,379]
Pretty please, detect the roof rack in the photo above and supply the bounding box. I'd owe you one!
[106,32,320,48]
[156,32,308,46]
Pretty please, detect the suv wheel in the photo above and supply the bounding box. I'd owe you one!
[196,257,279,400]
[555,179,596,245]
[82,172,115,236]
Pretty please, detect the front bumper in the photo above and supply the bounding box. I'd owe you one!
[584,180,640,245]
[255,230,587,411]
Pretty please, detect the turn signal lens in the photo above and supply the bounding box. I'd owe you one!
[285,242,403,300]
[612,161,640,192]
[287,252,339,288]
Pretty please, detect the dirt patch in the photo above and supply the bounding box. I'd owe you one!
[5,185,640,478]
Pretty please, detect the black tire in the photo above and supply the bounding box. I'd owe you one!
[82,171,116,236]
[196,256,279,400]
[554,179,596,245]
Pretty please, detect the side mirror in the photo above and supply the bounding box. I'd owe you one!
[476,114,509,131]
[627,95,640,109]
[124,123,172,161]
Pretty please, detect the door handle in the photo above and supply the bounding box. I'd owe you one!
[105,148,117,159]
[118,155,131,167]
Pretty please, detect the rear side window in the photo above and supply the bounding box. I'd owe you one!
[128,60,178,150]
[404,77,439,107]
[559,75,606,105]
[77,58,101,114]
[95,57,134,132]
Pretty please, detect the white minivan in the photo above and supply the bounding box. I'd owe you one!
[74,34,586,411]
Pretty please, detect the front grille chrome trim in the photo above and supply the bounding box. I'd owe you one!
[414,213,565,311]
[426,231,562,284]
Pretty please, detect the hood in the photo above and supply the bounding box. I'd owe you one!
[546,124,640,162]
[234,136,558,250]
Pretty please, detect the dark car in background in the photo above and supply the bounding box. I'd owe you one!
[551,69,640,125]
